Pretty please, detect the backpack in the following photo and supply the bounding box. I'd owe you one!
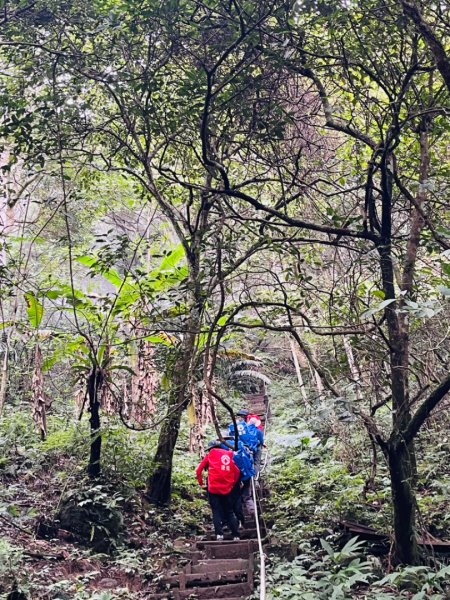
[232,445,255,481]
[239,423,260,453]
[228,419,248,438]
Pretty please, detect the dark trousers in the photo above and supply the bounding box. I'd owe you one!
[253,447,262,476]
[208,491,239,536]
[241,478,255,513]
[230,480,245,527]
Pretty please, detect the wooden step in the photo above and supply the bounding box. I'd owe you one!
[173,582,253,599]
[204,528,262,541]
[188,559,248,574]
[205,542,256,559]
[246,394,265,401]
[183,569,248,587]
[249,409,266,416]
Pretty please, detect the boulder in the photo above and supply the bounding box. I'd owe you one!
[57,490,123,553]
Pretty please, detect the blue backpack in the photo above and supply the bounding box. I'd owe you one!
[228,419,248,438]
[240,423,260,453]
[232,444,255,481]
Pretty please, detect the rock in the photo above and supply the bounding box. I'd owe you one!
[57,490,123,553]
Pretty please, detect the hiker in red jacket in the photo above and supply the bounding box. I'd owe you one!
[196,440,241,540]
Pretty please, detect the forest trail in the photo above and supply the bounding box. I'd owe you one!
[148,392,269,600]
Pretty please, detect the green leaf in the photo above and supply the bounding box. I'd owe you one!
[143,334,173,346]
[320,538,334,556]
[371,290,385,299]
[76,255,124,288]
[24,291,43,328]
[361,298,395,318]
[157,244,185,271]
[437,285,450,297]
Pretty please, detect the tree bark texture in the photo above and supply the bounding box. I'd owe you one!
[189,385,211,456]
[130,340,158,423]
[31,344,47,441]
[377,153,420,564]
[387,441,419,564]
[87,367,104,478]
[145,309,199,505]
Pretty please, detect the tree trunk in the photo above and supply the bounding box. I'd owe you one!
[343,336,363,401]
[288,335,309,405]
[378,151,420,565]
[31,344,47,441]
[387,440,420,564]
[87,367,104,478]
[145,310,199,505]
[0,346,8,415]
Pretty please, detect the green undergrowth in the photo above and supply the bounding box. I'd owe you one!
[255,538,450,599]
[0,408,207,599]
[261,378,450,599]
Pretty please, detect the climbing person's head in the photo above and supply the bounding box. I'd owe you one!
[248,417,259,426]
[207,440,221,451]
[236,409,248,421]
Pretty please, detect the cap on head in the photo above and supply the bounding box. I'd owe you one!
[207,439,221,450]
[236,409,249,417]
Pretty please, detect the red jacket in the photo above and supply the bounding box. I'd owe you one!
[196,448,240,495]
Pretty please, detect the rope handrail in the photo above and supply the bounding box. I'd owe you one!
[252,390,270,600]
[251,476,266,600]
[256,393,271,481]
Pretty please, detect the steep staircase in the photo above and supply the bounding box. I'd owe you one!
[149,390,269,600]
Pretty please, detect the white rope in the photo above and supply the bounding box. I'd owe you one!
[257,394,271,480]
[251,390,270,599]
[251,476,266,600]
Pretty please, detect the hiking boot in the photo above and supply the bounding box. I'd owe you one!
[216,535,224,541]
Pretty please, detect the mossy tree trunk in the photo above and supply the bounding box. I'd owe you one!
[145,305,200,505]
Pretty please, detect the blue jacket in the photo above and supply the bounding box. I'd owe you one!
[240,423,262,453]
[228,419,248,438]
[219,439,255,481]
[232,445,255,481]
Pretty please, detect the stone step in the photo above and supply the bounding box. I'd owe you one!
[173,581,253,599]
[188,559,249,574]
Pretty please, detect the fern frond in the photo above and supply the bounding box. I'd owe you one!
[230,370,271,384]
[230,359,262,370]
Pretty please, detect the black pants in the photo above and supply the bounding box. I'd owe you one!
[230,480,245,527]
[208,491,239,536]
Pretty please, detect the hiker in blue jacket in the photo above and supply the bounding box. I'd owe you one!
[220,436,255,524]
[235,441,256,516]
[227,409,249,442]
[247,417,264,476]
[229,410,264,476]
